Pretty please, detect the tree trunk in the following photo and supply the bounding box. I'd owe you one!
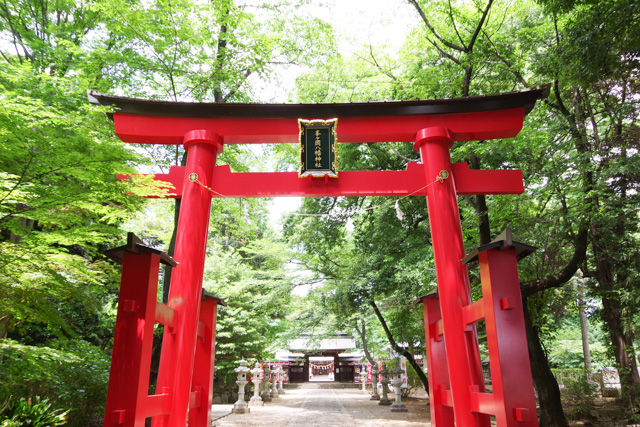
[523,298,569,427]
[0,314,12,339]
[592,229,640,408]
[600,286,640,408]
[578,283,592,373]
[469,153,491,245]
[370,299,429,395]
[354,320,375,365]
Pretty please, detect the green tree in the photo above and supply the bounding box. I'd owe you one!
[0,62,145,339]
[203,234,295,384]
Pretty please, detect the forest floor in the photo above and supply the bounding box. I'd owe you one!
[567,397,637,426]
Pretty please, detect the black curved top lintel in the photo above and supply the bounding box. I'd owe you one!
[88,86,550,119]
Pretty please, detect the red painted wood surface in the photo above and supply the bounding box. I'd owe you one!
[420,294,455,426]
[188,296,219,427]
[111,108,526,145]
[478,249,539,426]
[415,127,490,427]
[125,162,524,199]
[103,251,169,427]
[152,131,222,427]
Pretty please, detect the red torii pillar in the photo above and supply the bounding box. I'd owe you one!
[102,233,226,427]
[462,230,538,426]
[416,230,539,426]
[415,127,490,427]
[152,130,223,427]
[413,129,539,425]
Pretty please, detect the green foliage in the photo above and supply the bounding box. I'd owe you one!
[0,339,110,426]
[536,0,640,83]
[90,0,336,101]
[0,0,102,77]
[0,396,69,427]
[556,373,598,420]
[203,235,294,385]
[544,312,611,370]
[0,61,144,338]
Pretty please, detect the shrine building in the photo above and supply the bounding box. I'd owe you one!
[269,333,363,383]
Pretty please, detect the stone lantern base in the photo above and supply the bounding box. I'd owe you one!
[248,396,264,407]
[232,403,250,414]
[390,401,408,412]
[378,396,392,405]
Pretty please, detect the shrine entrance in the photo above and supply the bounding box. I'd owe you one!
[309,358,334,382]
[91,86,549,427]
[275,333,361,384]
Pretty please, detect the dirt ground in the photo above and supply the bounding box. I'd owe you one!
[212,383,431,426]
[212,384,637,426]
[568,397,637,427]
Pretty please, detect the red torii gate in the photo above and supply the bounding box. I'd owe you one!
[91,86,548,427]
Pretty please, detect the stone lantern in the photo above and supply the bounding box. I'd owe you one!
[389,359,407,412]
[249,361,264,407]
[378,362,391,405]
[262,365,272,402]
[271,366,279,398]
[232,360,251,414]
[277,366,285,394]
[360,365,368,391]
[370,363,380,400]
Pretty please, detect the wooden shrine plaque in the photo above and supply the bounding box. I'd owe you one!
[298,118,338,178]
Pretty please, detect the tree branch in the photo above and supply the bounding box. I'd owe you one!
[366,44,398,82]
[468,0,494,52]
[521,222,589,298]
[354,320,375,365]
[406,0,466,51]
[390,146,420,163]
[370,297,429,395]
[447,0,466,49]
[425,35,461,65]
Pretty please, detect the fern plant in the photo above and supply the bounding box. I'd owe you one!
[0,396,68,427]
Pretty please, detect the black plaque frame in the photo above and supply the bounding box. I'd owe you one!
[298,118,338,178]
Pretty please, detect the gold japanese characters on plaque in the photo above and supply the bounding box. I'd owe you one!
[298,118,338,178]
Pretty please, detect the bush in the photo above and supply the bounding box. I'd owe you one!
[0,396,68,426]
[559,373,598,420]
[0,339,110,426]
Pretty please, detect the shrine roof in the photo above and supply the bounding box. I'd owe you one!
[88,86,549,119]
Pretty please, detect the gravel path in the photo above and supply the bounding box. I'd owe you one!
[212,383,431,426]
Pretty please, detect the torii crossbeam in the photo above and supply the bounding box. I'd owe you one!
[91,86,549,427]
